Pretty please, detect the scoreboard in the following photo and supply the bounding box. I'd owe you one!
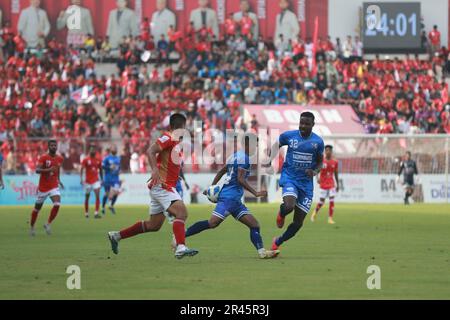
[363,2,422,53]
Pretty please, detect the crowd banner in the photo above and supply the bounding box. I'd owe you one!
[1,0,330,44]
[268,174,450,204]
[0,173,448,205]
[243,104,365,135]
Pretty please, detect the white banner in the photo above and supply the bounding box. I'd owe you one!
[115,173,450,205]
[1,173,447,205]
[421,176,450,203]
[268,174,449,204]
[257,0,266,19]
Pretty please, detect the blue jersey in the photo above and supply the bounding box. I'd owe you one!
[279,130,324,192]
[102,155,121,184]
[218,151,250,201]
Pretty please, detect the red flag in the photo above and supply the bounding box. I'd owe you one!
[311,16,319,77]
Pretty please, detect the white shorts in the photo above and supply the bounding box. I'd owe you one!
[319,188,337,199]
[149,184,182,218]
[36,188,61,204]
[85,181,101,194]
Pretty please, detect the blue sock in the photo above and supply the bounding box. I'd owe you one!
[111,195,118,206]
[185,220,210,237]
[102,195,108,208]
[250,227,264,250]
[276,223,302,246]
[279,203,292,217]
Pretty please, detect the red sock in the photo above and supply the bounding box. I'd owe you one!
[84,198,89,213]
[173,219,186,245]
[119,221,146,240]
[95,196,100,212]
[30,209,39,227]
[48,205,60,224]
[329,200,335,218]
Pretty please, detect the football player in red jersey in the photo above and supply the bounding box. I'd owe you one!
[80,146,103,219]
[108,114,199,259]
[29,140,65,236]
[311,145,339,224]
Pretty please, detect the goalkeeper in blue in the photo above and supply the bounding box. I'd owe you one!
[183,133,280,259]
[268,112,324,254]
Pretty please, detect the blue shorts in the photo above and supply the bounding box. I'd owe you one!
[281,182,313,213]
[104,181,120,193]
[213,199,250,221]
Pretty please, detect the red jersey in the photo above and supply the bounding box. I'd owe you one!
[428,30,441,45]
[151,132,182,189]
[38,154,64,192]
[81,156,101,184]
[319,158,338,190]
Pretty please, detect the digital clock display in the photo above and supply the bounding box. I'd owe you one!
[363,2,421,52]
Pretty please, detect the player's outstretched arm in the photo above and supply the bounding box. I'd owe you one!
[80,165,84,185]
[211,165,227,186]
[58,167,64,190]
[99,166,104,184]
[335,163,340,192]
[237,167,267,198]
[264,140,281,167]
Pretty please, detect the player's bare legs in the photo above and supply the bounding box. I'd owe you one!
[84,193,90,218]
[93,188,101,218]
[166,200,199,258]
[404,186,414,205]
[108,201,198,258]
[108,213,166,255]
[276,195,296,228]
[311,197,326,222]
[328,196,335,224]
[101,188,109,215]
[273,207,307,251]
[43,195,61,235]
[30,202,44,236]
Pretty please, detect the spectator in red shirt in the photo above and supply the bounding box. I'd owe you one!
[428,25,441,55]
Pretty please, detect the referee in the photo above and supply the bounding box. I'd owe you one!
[397,151,419,205]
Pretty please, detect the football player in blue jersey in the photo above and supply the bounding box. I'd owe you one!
[268,112,324,253]
[184,133,279,259]
[102,145,121,215]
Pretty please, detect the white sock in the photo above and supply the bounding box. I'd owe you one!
[258,248,266,255]
[176,244,187,252]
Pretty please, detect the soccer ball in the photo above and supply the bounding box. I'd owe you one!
[206,185,222,203]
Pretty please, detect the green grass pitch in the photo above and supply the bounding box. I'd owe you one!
[0,203,449,299]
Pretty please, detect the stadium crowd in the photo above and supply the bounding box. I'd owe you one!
[0,18,450,174]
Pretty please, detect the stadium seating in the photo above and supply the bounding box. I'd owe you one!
[1,24,449,174]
